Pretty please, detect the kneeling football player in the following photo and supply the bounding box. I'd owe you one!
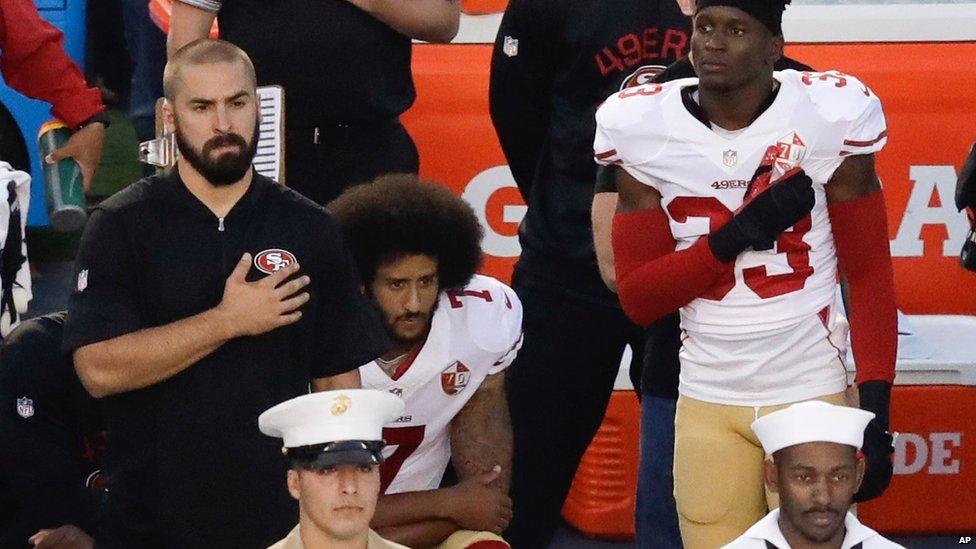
[329,175,522,548]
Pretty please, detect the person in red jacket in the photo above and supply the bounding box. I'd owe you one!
[0,0,107,340]
[0,0,107,189]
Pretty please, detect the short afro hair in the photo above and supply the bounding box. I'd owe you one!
[328,174,483,290]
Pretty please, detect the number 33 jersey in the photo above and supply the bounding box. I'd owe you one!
[359,275,523,494]
[594,70,888,405]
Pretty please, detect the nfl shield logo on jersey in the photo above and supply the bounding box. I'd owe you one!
[503,36,519,57]
[77,269,88,292]
[723,150,738,167]
[441,361,471,395]
[16,397,34,418]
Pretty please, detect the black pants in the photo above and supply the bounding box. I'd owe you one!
[284,120,419,206]
[504,271,644,548]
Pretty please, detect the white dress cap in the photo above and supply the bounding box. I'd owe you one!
[751,401,876,456]
[259,389,405,448]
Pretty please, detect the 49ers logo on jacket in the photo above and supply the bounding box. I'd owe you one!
[254,249,297,274]
[620,64,667,90]
[441,361,471,395]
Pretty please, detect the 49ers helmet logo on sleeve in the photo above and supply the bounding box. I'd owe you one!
[254,249,297,274]
[441,361,471,395]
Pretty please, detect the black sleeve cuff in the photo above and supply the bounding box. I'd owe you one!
[595,165,618,194]
[77,110,111,130]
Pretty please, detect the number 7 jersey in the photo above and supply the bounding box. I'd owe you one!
[359,275,523,494]
[594,69,887,336]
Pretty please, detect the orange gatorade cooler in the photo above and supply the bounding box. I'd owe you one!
[562,315,976,539]
[561,348,641,539]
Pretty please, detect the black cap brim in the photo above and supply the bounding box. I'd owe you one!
[286,440,385,469]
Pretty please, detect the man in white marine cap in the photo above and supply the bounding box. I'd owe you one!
[259,389,410,549]
[724,401,903,549]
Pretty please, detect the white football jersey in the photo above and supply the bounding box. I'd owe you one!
[360,275,523,494]
[595,69,887,336]
[594,70,886,405]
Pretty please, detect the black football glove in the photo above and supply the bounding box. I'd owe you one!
[855,380,895,502]
[742,153,777,251]
[708,167,815,262]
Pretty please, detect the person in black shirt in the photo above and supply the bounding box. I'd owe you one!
[489,2,692,546]
[167,0,461,206]
[0,312,103,549]
[63,40,390,549]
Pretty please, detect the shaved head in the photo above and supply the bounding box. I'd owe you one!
[164,39,257,102]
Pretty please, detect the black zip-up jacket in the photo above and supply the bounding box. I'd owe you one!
[490,0,691,306]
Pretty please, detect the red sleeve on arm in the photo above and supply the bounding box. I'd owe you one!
[613,208,731,327]
[0,0,104,127]
[828,191,897,384]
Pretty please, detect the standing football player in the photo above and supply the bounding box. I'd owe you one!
[329,175,521,549]
[596,1,897,546]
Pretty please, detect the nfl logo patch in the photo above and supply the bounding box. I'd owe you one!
[723,150,738,167]
[16,396,34,418]
[441,361,471,395]
[77,269,88,292]
[503,36,519,57]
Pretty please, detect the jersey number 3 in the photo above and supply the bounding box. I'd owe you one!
[668,196,814,300]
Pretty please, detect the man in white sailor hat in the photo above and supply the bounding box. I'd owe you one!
[724,401,904,549]
[259,389,409,549]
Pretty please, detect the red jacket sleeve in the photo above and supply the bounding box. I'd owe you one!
[0,0,104,127]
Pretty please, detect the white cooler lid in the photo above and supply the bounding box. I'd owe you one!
[613,315,976,391]
[845,315,976,386]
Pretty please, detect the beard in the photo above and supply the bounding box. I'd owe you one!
[175,120,259,187]
[367,293,438,345]
[798,507,845,542]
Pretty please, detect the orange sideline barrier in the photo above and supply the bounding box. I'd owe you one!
[785,43,976,314]
[404,45,519,284]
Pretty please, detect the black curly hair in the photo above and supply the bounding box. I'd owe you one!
[328,174,484,290]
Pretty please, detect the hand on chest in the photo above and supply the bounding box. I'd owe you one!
[142,229,314,322]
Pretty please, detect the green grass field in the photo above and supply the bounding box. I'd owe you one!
[27,108,141,263]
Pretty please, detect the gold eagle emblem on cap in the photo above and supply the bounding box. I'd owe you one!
[331,394,352,416]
